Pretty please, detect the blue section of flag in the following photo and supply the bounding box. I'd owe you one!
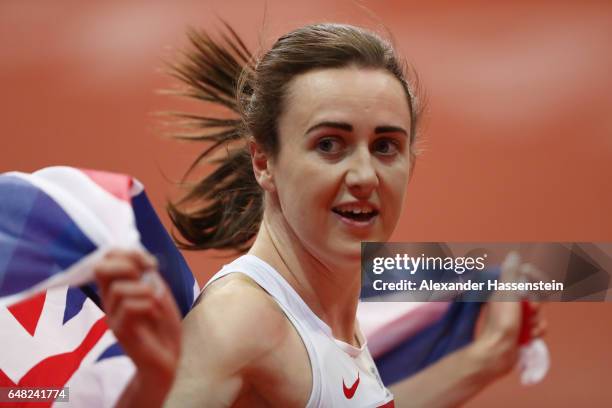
[132,191,196,316]
[0,172,195,316]
[97,342,125,362]
[0,175,97,296]
[63,286,89,325]
[0,176,37,291]
[375,301,483,385]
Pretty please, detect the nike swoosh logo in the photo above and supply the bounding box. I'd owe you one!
[343,372,360,399]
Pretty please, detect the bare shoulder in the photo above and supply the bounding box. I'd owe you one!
[185,273,290,361]
[169,273,312,407]
[167,273,293,407]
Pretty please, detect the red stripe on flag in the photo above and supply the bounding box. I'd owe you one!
[7,292,47,337]
[519,300,534,345]
[0,317,109,407]
[80,169,133,202]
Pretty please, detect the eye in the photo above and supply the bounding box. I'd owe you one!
[316,137,345,154]
[372,138,400,156]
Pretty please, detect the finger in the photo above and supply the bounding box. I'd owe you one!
[531,320,547,338]
[492,251,521,301]
[482,301,523,339]
[95,256,143,299]
[105,270,179,334]
[105,280,157,315]
[109,298,159,337]
[141,271,165,300]
[157,294,183,335]
[158,288,181,320]
[519,264,548,301]
[144,275,182,332]
[500,251,521,282]
[136,270,175,312]
[105,249,158,271]
[95,252,158,299]
[96,250,157,283]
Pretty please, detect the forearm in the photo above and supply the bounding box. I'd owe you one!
[115,372,174,408]
[389,339,512,408]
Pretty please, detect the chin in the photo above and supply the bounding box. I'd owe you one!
[332,241,364,267]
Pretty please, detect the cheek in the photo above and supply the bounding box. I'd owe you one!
[275,159,338,224]
[381,165,410,224]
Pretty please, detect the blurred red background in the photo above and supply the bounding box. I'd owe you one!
[1,1,611,406]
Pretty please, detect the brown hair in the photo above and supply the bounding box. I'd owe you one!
[167,22,421,252]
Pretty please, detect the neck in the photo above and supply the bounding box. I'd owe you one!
[248,208,362,345]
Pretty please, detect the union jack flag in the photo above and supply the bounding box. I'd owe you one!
[0,166,514,407]
[0,167,198,407]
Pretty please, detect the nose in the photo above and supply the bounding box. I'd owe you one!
[345,145,379,197]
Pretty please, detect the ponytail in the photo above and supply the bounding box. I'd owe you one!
[166,24,261,252]
[167,22,422,252]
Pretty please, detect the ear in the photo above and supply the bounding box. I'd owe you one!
[408,154,416,182]
[249,139,276,193]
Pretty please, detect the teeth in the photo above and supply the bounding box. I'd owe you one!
[335,204,374,214]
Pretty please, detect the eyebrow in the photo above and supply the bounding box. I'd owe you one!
[305,121,408,136]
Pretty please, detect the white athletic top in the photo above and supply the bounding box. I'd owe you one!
[204,255,395,408]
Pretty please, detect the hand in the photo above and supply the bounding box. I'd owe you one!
[474,252,547,378]
[94,249,182,404]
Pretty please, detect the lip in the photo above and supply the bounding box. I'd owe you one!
[332,201,380,213]
[331,210,378,229]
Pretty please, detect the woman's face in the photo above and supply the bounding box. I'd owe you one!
[269,66,413,267]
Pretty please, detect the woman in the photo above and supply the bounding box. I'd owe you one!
[96,22,545,407]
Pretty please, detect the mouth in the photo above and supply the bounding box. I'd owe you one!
[331,203,379,225]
